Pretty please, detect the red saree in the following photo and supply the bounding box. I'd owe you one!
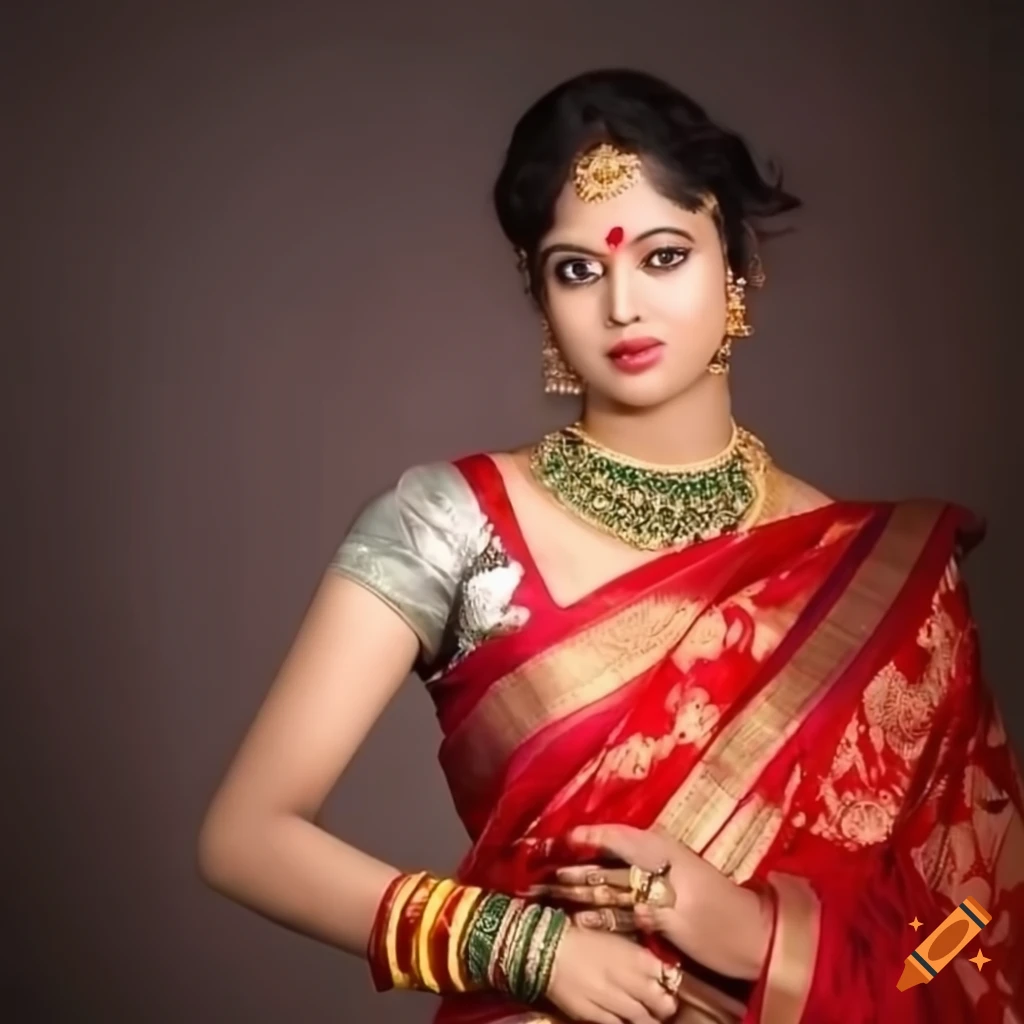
[426,455,1024,1024]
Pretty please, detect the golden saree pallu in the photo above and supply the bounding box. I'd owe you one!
[367,871,568,1003]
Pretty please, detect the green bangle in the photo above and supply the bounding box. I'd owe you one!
[464,893,511,986]
[520,906,553,1004]
[507,903,544,1001]
[486,897,523,989]
[532,907,568,1001]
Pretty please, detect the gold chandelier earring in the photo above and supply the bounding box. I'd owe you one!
[541,318,583,395]
[709,267,754,375]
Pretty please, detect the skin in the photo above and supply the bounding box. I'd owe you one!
[539,171,734,465]
[197,162,829,1024]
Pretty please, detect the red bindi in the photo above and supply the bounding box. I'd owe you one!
[605,226,625,249]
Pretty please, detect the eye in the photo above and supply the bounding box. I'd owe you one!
[553,257,603,286]
[644,246,690,270]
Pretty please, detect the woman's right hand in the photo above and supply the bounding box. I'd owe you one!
[544,925,679,1024]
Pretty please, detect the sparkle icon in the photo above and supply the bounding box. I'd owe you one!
[968,949,991,972]
[897,897,991,991]
[909,917,923,931]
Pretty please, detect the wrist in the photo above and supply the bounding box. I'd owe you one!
[366,872,568,1002]
[673,876,773,980]
[466,894,569,1001]
[731,881,774,980]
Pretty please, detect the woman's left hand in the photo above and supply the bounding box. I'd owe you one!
[529,823,773,982]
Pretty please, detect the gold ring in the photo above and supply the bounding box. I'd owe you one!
[645,876,677,908]
[659,961,684,997]
[630,860,672,904]
[628,864,653,902]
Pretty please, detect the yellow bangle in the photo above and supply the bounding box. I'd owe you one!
[416,879,457,992]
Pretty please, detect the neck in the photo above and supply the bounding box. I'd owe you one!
[578,373,734,465]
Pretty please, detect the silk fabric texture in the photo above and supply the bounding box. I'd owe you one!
[332,454,1024,1024]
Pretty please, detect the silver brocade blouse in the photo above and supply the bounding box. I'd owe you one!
[328,462,530,679]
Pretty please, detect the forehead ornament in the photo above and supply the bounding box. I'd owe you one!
[572,143,642,203]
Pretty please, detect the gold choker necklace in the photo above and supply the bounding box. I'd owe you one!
[529,422,772,551]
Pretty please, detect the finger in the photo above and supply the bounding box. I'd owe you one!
[541,883,636,907]
[578,1007,622,1024]
[572,907,637,933]
[570,824,668,870]
[555,865,633,889]
[632,903,678,936]
[630,950,681,1017]
[600,988,659,1024]
[640,979,679,1021]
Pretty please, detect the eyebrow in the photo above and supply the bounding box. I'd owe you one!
[539,226,696,264]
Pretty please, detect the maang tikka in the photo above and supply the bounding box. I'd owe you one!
[572,142,643,203]
[523,142,645,396]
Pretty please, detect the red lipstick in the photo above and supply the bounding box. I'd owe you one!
[606,336,665,374]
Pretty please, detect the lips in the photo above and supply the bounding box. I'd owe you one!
[607,337,664,357]
[606,336,666,375]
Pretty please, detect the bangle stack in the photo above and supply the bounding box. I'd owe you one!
[367,872,568,1003]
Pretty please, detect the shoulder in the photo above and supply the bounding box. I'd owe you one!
[350,460,489,554]
[765,469,833,520]
[888,498,986,566]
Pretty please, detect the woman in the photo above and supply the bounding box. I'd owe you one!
[198,69,1023,1023]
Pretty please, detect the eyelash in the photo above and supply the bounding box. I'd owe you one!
[553,246,691,286]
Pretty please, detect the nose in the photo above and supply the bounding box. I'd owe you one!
[605,265,640,327]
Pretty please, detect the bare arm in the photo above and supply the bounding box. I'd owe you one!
[197,572,420,956]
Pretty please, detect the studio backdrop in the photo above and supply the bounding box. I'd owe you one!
[4,1,1021,1021]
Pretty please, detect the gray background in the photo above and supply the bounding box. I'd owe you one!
[4,1,1022,1021]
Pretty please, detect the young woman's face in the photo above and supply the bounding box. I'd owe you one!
[537,171,728,407]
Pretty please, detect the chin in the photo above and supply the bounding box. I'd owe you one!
[593,369,710,409]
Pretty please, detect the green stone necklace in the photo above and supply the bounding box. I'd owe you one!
[528,421,772,551]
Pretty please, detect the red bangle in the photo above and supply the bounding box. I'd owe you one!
[367,873,410,992]
[397,875,437,984]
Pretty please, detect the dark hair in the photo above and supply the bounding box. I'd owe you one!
[493,69,801,299]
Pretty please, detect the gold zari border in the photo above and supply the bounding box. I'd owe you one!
[446,593,704,783]
[658,502,943,860]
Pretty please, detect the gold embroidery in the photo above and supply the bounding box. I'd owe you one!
[831,716,871,785]
[667,685,721,743]
[809,573,962,852]
[809,784,898,848]
[704,766,804,881]
[863,662,939,763]
[917,593,957,695]
[858,594,956,768]
[671,608,731,670]
[670,592,784,673]
[445,594,704,786]
[657,502,944,853]
[595,686,720,784]
[596,733,660,782]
